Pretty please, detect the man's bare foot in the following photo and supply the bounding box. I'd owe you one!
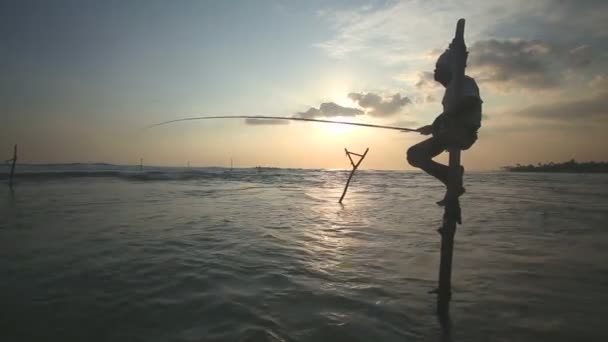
[436,186,465,206]
[437,166,465,206]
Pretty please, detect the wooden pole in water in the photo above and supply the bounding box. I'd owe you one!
[139,158,143,172]
[339,147,369,204]
[436,18,467,318]
[8,144,17,188]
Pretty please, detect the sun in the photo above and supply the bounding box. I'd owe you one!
[320,94,360,135]
[333,94,355,108]
[325,122,352,135]
[313,74,363,137]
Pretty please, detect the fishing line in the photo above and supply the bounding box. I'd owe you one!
[148,115,419,132]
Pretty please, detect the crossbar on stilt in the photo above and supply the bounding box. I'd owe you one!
[339,148,369,204]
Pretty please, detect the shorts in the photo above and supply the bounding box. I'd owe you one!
[437,125,479,151]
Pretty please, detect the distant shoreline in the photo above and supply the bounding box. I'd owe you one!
[502,160,608,173]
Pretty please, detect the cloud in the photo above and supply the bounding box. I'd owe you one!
[589,74,608,92]
[512,78,608,122]
[245,118,289,125]
[315,3,401,59]
[295,102,363,119]
[316,1,606,87]
[425,94,437,103]
[413,71,442,103]
[567,44,592,68]
[314,1,549,62]
[415,71,437,90]
[466,38,595,91]
[486,0,608,45]
[467,39,559,89]
[348,92,411,117]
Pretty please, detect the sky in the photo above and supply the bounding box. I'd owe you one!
[2,0,607,170]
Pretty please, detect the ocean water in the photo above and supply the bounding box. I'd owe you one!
[1,165,608,341]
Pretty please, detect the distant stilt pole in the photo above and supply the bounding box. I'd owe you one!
[8,144,17,188]
[436,18,468,318]
[339,147,369,204]
[140,158,143,172]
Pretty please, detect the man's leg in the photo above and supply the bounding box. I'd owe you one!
[437,127,474,204]
[407,136,450,185]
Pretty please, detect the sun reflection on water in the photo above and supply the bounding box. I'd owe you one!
[300,181,373,275]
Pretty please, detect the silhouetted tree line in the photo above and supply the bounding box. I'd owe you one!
[503,159,608,173]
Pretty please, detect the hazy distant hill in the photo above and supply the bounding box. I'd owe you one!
[503,160,608,173]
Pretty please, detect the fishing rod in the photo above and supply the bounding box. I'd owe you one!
[149,115,420,132]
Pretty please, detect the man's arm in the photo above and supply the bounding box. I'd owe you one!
[434,96,481,129]
[417,111,452,135]
[417,125,434,135]
[417,112,447,135]
[442,96,481,118]
[415,96,481,135]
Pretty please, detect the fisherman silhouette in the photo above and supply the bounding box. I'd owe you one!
[407,49,482,205]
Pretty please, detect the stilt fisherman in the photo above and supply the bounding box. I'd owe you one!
[407,49,483,205]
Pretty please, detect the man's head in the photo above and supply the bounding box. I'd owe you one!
[434,50,452,86]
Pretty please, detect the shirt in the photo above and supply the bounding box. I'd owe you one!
[441,75,483,128]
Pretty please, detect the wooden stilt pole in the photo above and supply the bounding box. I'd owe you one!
[139,158,143,172]
[437,18,468,318]
[8,144,17,188]
[339,147,369,204]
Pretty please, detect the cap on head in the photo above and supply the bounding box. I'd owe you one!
[435,49,451,72]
